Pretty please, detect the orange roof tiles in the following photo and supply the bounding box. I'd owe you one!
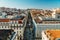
[34,18,42,23]
[0,19,10,22]
[31,10,44,16]
[45,30,60,40]
[0,19,23,24]
[56,8,60,14]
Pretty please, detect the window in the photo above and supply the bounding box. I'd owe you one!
[20,35,22,40]
[20,28,21,30]
[20,31,21,33]
[58,16,60,18]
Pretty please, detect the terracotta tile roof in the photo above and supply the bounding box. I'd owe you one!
[0,19,23,24]
[45,30,60,40]
[56,9,60,14]
[0,19,10,22]
[34,18,42,23]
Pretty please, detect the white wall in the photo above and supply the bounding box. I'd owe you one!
[36,24,60,38]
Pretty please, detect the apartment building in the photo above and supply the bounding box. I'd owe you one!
[30,9,60,40]
[52,8,60,20]
[0,11,27,40]
[42,30,60,40]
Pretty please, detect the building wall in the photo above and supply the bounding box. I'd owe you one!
[36,24,60,38]
[0,19,27,40]
[32,19,60,40]
[42,31,49,40]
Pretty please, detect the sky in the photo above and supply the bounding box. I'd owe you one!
[0,0,60,9]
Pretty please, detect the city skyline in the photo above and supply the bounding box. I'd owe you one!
[0,0,60,9]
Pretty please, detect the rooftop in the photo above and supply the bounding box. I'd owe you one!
[30,9,60,24]
[45,30,60,40]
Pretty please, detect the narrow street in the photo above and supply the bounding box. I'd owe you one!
[23,11,35,40]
